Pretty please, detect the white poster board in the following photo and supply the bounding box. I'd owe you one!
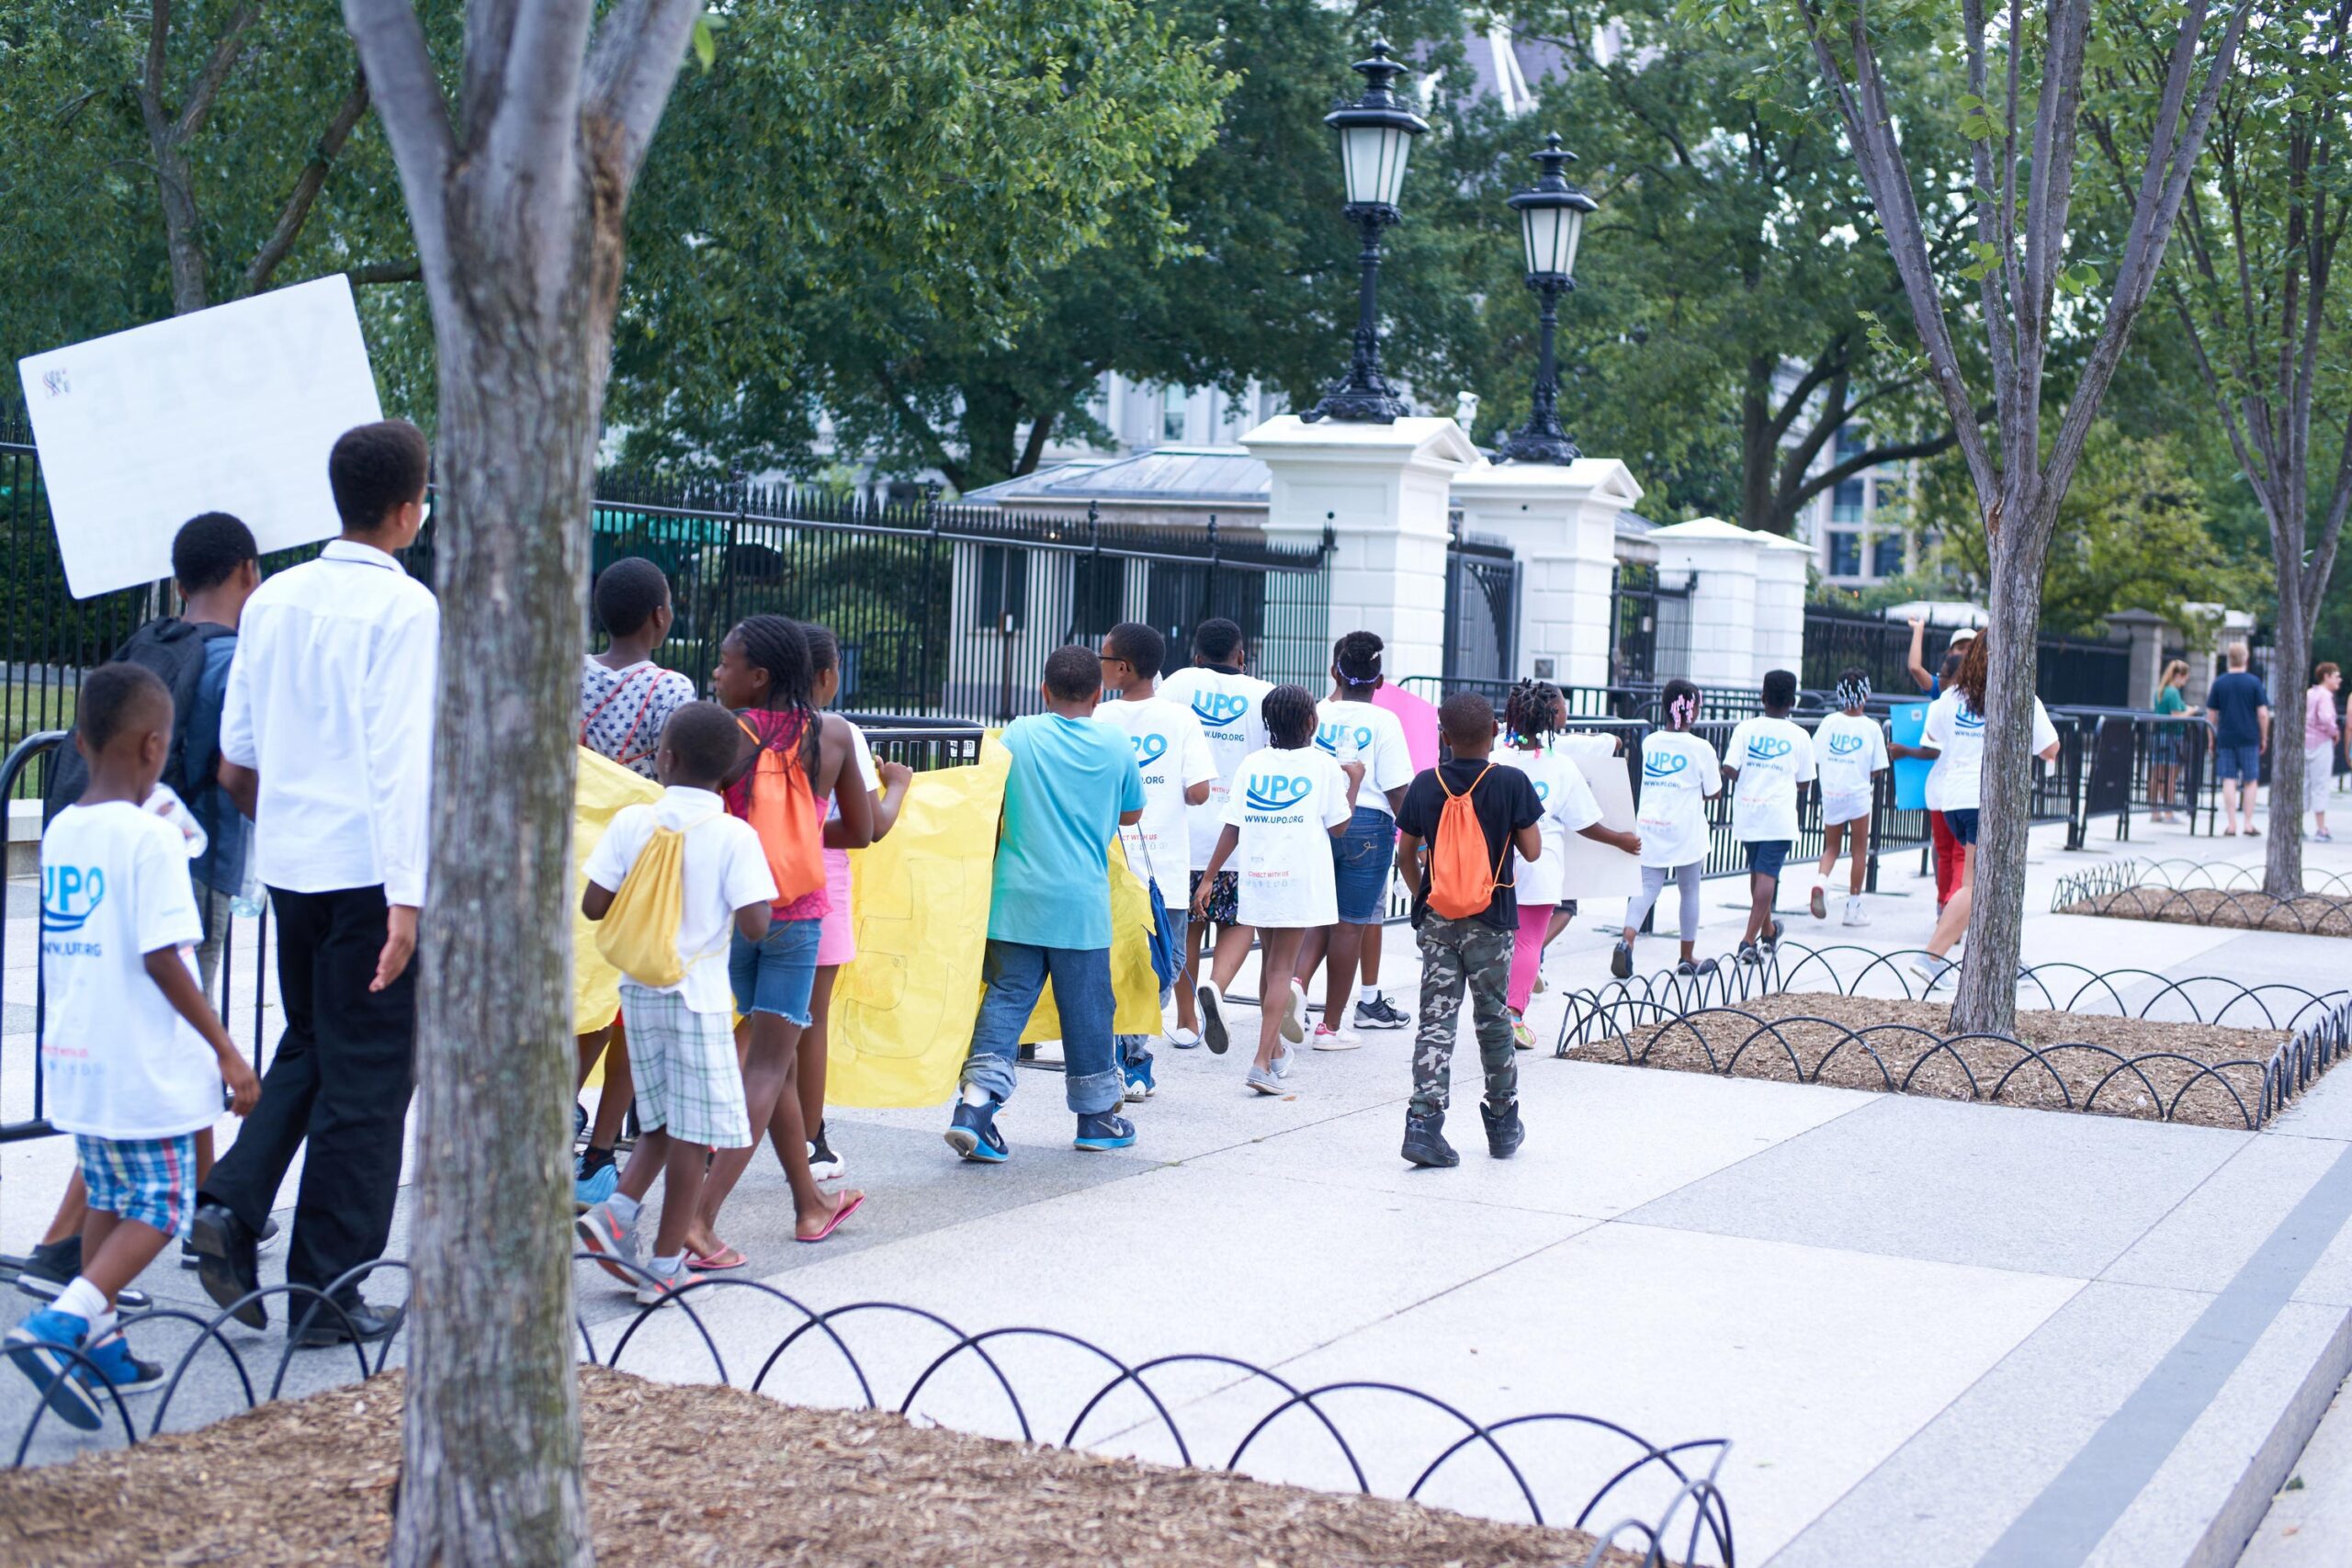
[17,274,383,599]
[1559,750,1644,899]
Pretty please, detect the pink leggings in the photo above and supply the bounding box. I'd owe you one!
[1507,904,1552,1012]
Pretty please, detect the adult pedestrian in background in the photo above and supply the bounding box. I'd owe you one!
[2306,662,2341,842]
[2148,660,2191,824]
[2205,643,2271,838]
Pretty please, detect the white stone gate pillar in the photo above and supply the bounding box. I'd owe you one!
[1447,457,1641,690]
[1243,415,1484,685]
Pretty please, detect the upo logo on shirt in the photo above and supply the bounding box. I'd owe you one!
[1747,736,1793,761]
[40,864,105,934]
[1129,732,1169,767]
[1644,751,1690,783]
[1956,708,1985,732]
[1191,692,1251,727]
[1244,773,1317,812]
[1827,732,1867,756]
[1316,721,1373,755]
[1534,778,1552,802]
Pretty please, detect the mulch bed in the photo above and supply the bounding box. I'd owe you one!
[1567,990,2290,1128]
[0,1367,1650,1567]
[2058,886,2352,937]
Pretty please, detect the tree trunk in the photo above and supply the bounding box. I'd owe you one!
[2267,592,2312,898]
[389,245,603,1564]
[1736,360,1776,535]
[959,381,1025,491]
[1951,483,2048,1037]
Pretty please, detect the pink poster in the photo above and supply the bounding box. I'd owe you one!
[1374,682,1442,772]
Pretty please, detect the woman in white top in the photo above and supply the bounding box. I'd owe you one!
[1617,679,1723,979]
[1903,632,2061,988]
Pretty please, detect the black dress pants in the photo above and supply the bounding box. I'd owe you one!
[199,885,416,1297]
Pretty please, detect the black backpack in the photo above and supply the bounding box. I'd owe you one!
[41,617,238,825]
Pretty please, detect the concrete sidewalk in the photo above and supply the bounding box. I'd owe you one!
[7,800,2352,1566]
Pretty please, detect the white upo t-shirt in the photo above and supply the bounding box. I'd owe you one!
[1221,745,1354,928]
[1922,690,2059,812]
[824,722,882,824]
[40,802,221,1139]
[1159,666,1272,870]
[1815,711,1889,813]
[1726,716,1817,843]
[1092,694,1217,895]
[1495,747,1605,908]
[1313,699,1414,819]
[584,784,778,1013]
[1635,729,1722,868]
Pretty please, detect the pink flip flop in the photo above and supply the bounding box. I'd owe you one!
[797,1190,865,1244]
[687,1245,747,1271]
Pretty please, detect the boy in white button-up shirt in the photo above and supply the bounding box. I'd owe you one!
[188,420,437,1348]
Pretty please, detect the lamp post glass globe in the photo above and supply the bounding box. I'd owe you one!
[1498,134,1600,465]
[1305,41,1429,424]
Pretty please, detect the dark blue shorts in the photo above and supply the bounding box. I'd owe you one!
[1945,808,1981,846]
[1744,840,1790,880]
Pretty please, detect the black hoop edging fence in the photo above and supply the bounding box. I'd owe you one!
[2052,858,2352,936]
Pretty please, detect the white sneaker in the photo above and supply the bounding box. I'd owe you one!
[1842,897,1870,927]
[1196,983,1229,1055]
[1272,1043,1295,1079]
[1311,1025,1361,1052]
[1281,979,1307,1045]
[1911,955,1954,991]
[1246,1063,1283,1095]
[1168,1026,1203,1050]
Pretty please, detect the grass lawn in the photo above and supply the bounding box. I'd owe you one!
[2,678,75,798]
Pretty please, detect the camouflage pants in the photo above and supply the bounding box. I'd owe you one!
[1410,916,1517,1120]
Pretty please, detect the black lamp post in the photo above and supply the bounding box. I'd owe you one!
[1303,41,1429,424]
[1497,134,1599,464]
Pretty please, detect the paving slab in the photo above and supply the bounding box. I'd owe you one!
[2240,1382,2352,1566]
[1626,1092,2248,1278]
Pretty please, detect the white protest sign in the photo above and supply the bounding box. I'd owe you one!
[1559,749,1644,899]
[17,274,383,599]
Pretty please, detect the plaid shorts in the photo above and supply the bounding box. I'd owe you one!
[75,1133,199,1238]
[619,985,752,1149]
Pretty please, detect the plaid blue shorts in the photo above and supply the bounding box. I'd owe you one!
[75,1133,199,1238]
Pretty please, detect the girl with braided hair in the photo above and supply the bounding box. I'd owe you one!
[1616,678,1721,978]
[1809,669,1889,926]
[677,618,869,1258]
[1494,681,1638,1044]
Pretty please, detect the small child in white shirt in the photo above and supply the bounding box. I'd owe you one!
[1809,670,1890,927]
[1723,669,1816,965]
[11,664,258,1431]
[575,702,786,1305]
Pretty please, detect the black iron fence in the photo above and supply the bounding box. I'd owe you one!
[1442,532,1521,685]
[1798,604,2135,709]
[1610,562,1692,686]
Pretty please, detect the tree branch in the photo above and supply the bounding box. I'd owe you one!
[582,0,707,191]
[350,258,424,286]
[239,68,373,298]
[171,1,263,146]
[340,0,457,276]
[486,0,594,207]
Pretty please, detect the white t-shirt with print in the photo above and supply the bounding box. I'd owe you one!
[1815,711,1889,813]
[1221,745,1355,928]
[40,802,222,1139]
[584,784,778,1013]
[1726,716,1817,843]
[825,721,882,824]
[1923,690,2060,812]
[1635,729,1722,868]
[1092,694,1217,895]
[1314,699,1414,819]
[1495,747,1606,908]
[1159,666,1272,870]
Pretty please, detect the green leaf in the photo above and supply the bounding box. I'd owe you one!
[693,14,718,72]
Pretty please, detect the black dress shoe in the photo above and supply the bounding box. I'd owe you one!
[291,1297,404,1349]
[187,1202,266,1328]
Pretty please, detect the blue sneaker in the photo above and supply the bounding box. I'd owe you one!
[1074,1111,1136,1151]
[1123,1057,1156,1102]
[944,1100,1009,1163]
[6,1307,102,1430]
[76,1333,164,1396]
[573,1160,618,1209]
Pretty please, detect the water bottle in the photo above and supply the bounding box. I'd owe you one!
[230,857,266,920]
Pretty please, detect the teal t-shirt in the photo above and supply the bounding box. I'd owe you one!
[989,712,1146,949]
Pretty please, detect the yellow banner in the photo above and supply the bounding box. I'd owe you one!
[1020,840,1166,1043]
[571,745,665,1040]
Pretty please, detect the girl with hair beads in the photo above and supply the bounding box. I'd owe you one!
[1615,679,1721,979]
[1494,681,1639,1044]
[688,618,870,1251]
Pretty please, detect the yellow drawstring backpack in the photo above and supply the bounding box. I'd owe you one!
[594,811,720,988]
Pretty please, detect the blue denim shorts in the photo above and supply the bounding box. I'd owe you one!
[2215,743,2262,783]
[1331,805,1396,925]
[729,916,823,1024]
[1945,807,1981,846]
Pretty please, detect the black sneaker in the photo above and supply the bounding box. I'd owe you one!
[573,1100,589,1140]
[1352,997,1410,1031]
[1675,957,1720,978]
[1401,1112,1459,1168]
[1765,918,1785,949]
[1480,1100,1525,1159]
[290,1296,404,1349]
[11,1239,153,1313]
[1610,939,1634,979]
[1736,942,1762,966]
[808,1124,845,1182]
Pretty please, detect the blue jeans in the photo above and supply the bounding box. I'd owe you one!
[1116,908,1187,1070]
[729,916,823,1024]
[961,940,1124,1114]
[1332,806,1396,925]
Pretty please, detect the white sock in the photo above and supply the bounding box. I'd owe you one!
[961,1082,991,1109]
[88,1310,119,1343]
[650,1252,684,1278]
[605,1192,640,1230]
[54,1276,107,1325]
[1358,985,1381,1005]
